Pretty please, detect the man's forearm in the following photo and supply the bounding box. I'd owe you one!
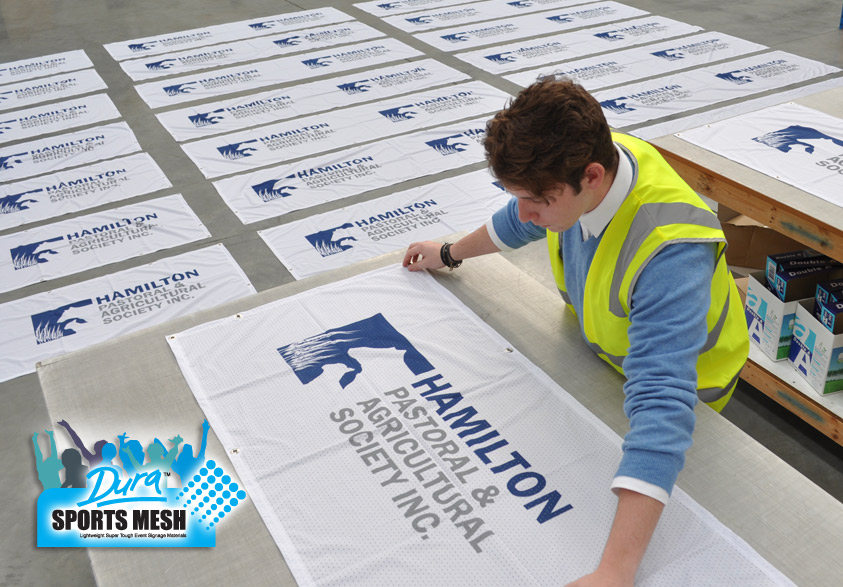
[449,225,500,261]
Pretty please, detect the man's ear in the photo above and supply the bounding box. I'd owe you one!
[581,162,606,191]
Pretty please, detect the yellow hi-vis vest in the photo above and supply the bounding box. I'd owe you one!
[547,133,748,412]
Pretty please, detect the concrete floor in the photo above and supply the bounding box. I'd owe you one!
[1,0,842,585]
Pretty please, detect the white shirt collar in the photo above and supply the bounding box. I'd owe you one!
[579,143,635,240]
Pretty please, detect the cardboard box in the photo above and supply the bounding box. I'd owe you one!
[717,206,804,270]
[788,300,843,395]
[745,271,807,361]
[819,301,843,335]
[773,265,837,302]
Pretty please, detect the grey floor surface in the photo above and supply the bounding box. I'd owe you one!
[1,0,842,585]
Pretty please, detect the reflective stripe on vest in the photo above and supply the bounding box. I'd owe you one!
[547,133,748,405]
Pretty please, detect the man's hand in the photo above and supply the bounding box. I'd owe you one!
[565,568,633,587]
[403,241,445,272]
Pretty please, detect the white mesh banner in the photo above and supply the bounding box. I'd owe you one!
[456,16,702,75]
[0,194,210,293]
[213,117,489,224]
[0,50,94,85]
[594,51,841,129]
[0,153,171,232]
[183,82,509,179]
[505,32,766,89]
[135,39,424,109]
[414,2,647,51]
[0,69,107,113]
[119,22,386,82]
[0,244,254,384]
[259,169,509,279]
[0,94,122,145]
[0,122,141,184]
[103,8,353,61]
[167,265,794,587]
[157,59,470,142]
[677,103,843,208]
[382,0,592,32]
[355,0,479,18]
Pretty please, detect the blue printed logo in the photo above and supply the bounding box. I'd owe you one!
[337,80,371,95]
[0,152,27,172]
[129,42,157,52]
[302,57,332,69]
[305,223,357,257]
[251,176,297,202]
[600,98,635,114]
[188,108,226,128]
[789,319,815,376]
[278,313,435,388]
[248,21,275,30]
[0,188,42,214]
[548,15,574,24]
[163,82,198,96]
[145,59,178,71]
[485,52,516,64]
[744,291,767,345]
[0,119,16,134]
[31,299,94,344]
[0,90,13,101]
[217,139,259,160]
[11,235,63,270]
[273,36,302,47]
[715,70,753,84]
[441,33,471,43]
[508,1,533,7]
[651,49,685,61]
[377,3,403,10]
[751,125,843,154]
[594,31,623,41]
[426,134,471,155]
[406,16,434,25]
[378,106,417,122]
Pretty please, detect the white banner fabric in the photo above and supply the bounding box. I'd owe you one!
[0,153,171,232]
[260,169,509,279]
[104,8,353,61]
[0,69,107,113]
[383,0,594,32]
[167,266,794,587]
[0,50,94,85]
[0,194,210,293]
[505,32,766,89]
[183,82,509,179]
[456,16,701,74]
[414,2,647,51]
[677,103,843,208]
[119,22,386,82]
[594,51,841,129]
[0,244,254,383]
[213,117,489,224]
[135,39,424,109]
[157,60,470,142]
[0,122,141,184]
[0,94,122,145]
[356,0,496,18]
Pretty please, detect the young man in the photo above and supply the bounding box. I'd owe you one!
[403,78,748,586]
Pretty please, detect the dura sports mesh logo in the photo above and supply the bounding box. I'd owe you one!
[251,177,297,202]
[337,80,371,95]
[163,82,197,96]
[651,49,685,61]
[31,299,94,344]
[715,70,753,84]
[1,188,42,214]
[378,106,417,122]
[273,36,302,47]
[305,223,357,257]
[129,42,157,52]
[217,139,258,160]
[10,235,63,269]
[145,59,178,71]
[599,97,635,114]
[278,313,435,388]
[188,109,226,127]
[751,125,843,154]
[176,460,246,531]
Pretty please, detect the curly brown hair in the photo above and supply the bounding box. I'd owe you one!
[484,78,618,200]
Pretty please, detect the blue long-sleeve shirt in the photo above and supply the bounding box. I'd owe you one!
[488,197,715,500]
